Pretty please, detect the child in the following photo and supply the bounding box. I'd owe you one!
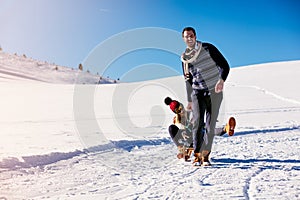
[164,97,194,161]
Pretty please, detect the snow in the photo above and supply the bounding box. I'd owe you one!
[0,51,300,199]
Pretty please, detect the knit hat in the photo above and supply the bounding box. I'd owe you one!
[164,97,181,113]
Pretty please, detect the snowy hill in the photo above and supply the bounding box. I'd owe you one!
[0,51,117,84]
[0,59,300,199]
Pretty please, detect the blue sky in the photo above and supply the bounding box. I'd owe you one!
[0,0,299,82]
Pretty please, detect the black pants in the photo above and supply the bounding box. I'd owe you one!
[191,90,223,153]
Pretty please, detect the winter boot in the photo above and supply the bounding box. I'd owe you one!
[201,150,211,166]
[225,117,236,136]
[193,152,202,166]
[185,147,194,161]
[177,146,186,159]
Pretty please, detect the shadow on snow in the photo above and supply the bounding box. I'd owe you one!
[233,125,300,136]
[0,138,171,170]
[211,157,300,170]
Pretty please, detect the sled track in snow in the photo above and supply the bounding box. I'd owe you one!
[231,83,300,105]
[2,129,300,199]
[243,167,265,200]
[0,138,171,171]
[1,125,299,171]
[228,106,300,115]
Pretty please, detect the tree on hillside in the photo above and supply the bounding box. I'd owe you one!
[78,63,83,71]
